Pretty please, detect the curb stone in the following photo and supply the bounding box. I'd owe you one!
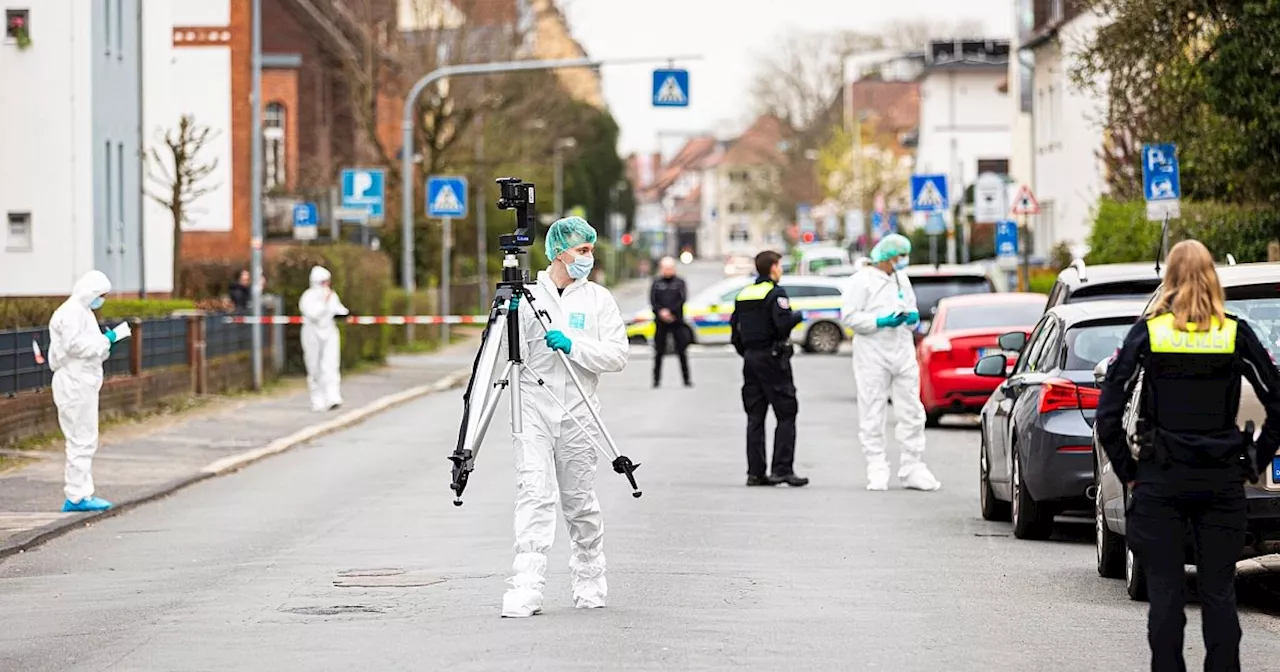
[0,367,472,561]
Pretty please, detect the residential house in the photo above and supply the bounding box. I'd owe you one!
[0,1,172,296]
[706,115,790,258]
[839,72,921,245]
[913,38,1012,261]
[1021,0,1107,257]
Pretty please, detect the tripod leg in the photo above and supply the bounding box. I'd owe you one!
[470,360,514,463]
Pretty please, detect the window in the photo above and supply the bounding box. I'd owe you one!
[1014,316,1051,375]
[1065,321,1133,371]
[117,142,124,223]
[729,170,749,183]
[105,142,112,239]
[943,302,1046,331]
[264,102,286,191]
[1034,319,1063,371]
[6,212,32,252]
[977,159,1009,176]
[5,8,29,41]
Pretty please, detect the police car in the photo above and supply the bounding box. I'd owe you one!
[625,276,852,354]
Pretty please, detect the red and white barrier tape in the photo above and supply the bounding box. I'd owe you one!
[222,315,490,325]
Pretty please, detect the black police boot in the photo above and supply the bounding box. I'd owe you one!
[746,474,777,486]
[769,473,810,487]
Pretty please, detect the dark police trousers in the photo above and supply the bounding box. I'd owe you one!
[741,348,797,477]
[654,320,691,385]
[1127,464,1246,672]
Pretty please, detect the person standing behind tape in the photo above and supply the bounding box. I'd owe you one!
[299,266,349,412]
[49,270,131,512]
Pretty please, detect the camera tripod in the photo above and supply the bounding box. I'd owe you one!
[448,251,642,506]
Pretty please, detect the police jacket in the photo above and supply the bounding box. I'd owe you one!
[1096,311,1280,483]
[730,277,803,355]
[650,275,688,320]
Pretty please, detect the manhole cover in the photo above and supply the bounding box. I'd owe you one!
[283,605,384,616]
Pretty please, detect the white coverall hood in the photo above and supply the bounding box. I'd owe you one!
[842,266,939,490]
[500,269,628,617]
[299,266,349,411]
[309,265,332,286]
[49,270,115,502]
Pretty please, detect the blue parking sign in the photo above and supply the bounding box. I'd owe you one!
[341,168,385,218]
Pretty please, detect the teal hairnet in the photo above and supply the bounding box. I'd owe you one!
[870,233,912,263]
[544,216,598,259]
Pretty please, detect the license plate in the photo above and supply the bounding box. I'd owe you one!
[977,348,997,359]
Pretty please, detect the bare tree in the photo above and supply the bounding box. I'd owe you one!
[147,115,219,298]
[880,17,986,49]
[817,124,913,217]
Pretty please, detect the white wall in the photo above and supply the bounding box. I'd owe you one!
[1008,32,1035,191]
[1031,12,1108,257]
[915,68,1013,205]
[0,1,95,296]
[141,0,175,293]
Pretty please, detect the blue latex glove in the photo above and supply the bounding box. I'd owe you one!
[509,295,521,311]
[875,313,905,329]
[545,330,573,354]
[105,330,118,344]
[904,311,920,326]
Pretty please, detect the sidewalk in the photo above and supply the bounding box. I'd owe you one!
[0,336,483,558]
[0,276,651,559]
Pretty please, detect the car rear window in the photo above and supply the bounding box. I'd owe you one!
[1068,280,1161,303]
[1225,284,1280,360]
[944,301,1047,331]
[1064,320,1136,371]
[911,276,994,316]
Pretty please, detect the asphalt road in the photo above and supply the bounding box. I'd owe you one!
[4,263,1280,671]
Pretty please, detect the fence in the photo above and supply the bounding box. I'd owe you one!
[0,313,260,398]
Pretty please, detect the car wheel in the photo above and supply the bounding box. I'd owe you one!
[1096,475,1125,579]
[980,433,1011,522]
[806,322,842,354]
[1011,448,1054,540]
[1125,543,1149,602]
[925,410,944,429]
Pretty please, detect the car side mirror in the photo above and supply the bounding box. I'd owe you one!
[1093,357,1111,385]
[998,331,1027,352]
[974,354,1009,378]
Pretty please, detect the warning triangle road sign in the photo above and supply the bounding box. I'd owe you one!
[914,180,945,210]
[1010,185,1040,215]
[432,185,462,214]
[656,76,687,105]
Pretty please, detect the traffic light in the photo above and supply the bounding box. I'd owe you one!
[801,231,815,243]
[621,233,633,246]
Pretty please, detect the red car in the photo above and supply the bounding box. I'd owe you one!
[917,292,1048,426]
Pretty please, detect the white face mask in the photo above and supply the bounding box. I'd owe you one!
[564,253,595,279]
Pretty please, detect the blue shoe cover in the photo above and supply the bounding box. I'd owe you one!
[62,496,113,512]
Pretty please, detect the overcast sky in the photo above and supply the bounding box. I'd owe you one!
[559,0,1014,157]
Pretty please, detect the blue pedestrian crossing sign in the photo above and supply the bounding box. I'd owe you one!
[652,69,689,107]
[341,168,385,219]
[996,220,1019,258]
[427,175,468,218]
[910,174,949,213]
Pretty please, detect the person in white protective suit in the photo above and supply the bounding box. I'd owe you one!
[500,216,629,618]
[49,270,132,512]
[299,266,349,412]
[842,234,942,492]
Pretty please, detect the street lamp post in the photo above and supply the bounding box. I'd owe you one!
[249,0,264,390]
[553,137,577,220]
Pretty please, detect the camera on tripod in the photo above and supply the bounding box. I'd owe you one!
[495,177,536,251]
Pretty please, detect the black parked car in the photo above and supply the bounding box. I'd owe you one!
[975,300,1147,540]
[1093,262,1280,601]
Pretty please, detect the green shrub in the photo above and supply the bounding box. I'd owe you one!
[1028,269,1058,295]
[0,298,196,330]
[268,243,392,373]
[1087,198,1280,264]
[177,259,247,299]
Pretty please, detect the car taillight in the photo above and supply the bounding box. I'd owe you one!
[1039,379,1100,413]
[923,335,951,352]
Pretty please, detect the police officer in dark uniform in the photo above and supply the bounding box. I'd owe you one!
[1097,240,1280,672]
[731,250,809,487]
[650,256,692,388]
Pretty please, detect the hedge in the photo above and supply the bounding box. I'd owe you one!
[268,243,393,373]
[1086,198,1280,264]
[0,298,196,331]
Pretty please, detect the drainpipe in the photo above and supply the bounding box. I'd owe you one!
[136,0,147,297]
